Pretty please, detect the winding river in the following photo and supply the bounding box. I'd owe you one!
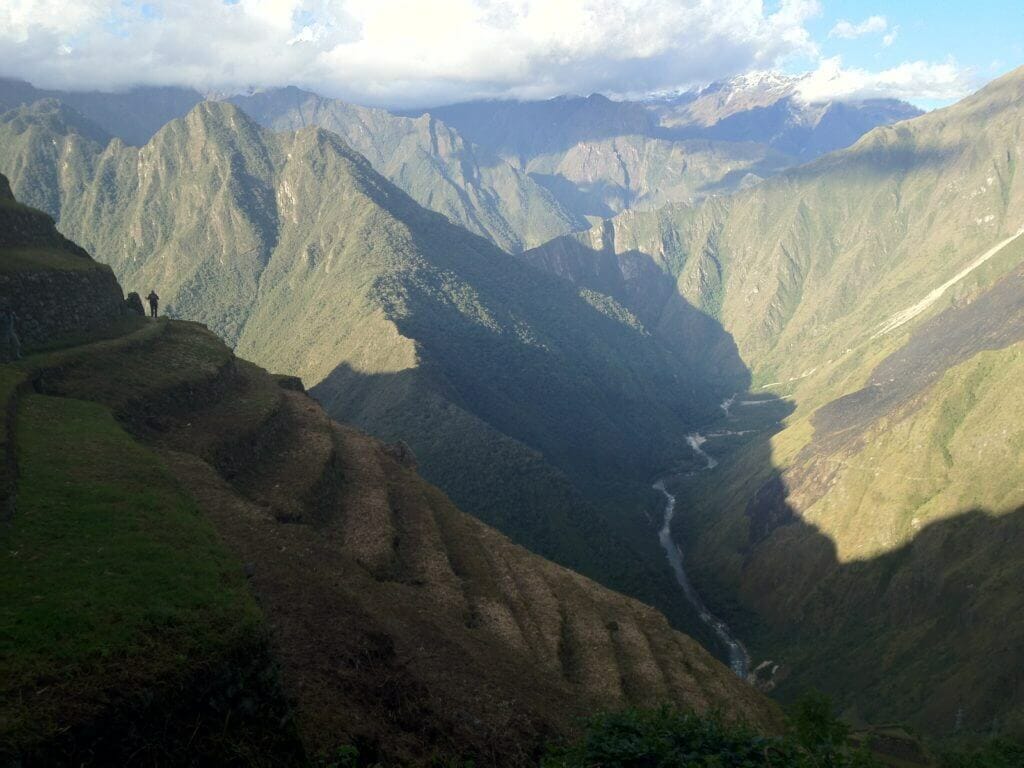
[654,437,751,678]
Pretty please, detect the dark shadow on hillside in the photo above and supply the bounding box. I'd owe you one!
[334,154,755,481]
[311,360,747,660]
[527,171,619,219]
[672,259,1024,737]
[518,226,753,391]
[811,259,1024,456]
[683,420,1024,739]
[307,169,787,664]
[302,142,1023,739]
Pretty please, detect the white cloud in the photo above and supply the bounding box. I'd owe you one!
[0,0,823,106]
[882,26,899,47]
[828,15,887,40]
[795,56,975,104]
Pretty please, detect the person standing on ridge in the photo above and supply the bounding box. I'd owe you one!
[146,290,159,318]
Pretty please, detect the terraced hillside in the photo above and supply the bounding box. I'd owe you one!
[526,66,1024,735]
[0,179,778,764]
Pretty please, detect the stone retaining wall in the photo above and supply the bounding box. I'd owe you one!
[0,266,125,348]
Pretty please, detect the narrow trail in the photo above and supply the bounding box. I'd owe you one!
[758,226,1024,390]
[654,439,750,678]
[873,226,1024,338]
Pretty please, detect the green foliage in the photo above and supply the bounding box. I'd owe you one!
[939,739,1024,768]
[543,703,879,768]
[788,691,851,759]
[229,87,585,253]
[524,68,1024,737]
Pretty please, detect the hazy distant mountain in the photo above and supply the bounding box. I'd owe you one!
[650,71,924,157]
[413,79,918,219]
[527,65,1024,736]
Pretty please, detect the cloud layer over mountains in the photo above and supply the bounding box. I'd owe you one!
[1,0,975,107]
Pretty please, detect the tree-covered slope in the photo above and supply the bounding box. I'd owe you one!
[1,81,584,253]
[0,102,748,651]
[527,65,1024,735]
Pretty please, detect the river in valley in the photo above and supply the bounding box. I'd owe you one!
[654,436,751,678]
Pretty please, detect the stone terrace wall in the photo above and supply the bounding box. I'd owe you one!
[0,266,125,347]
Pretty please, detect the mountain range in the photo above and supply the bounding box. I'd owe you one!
[3,62,1023,753]
[0,76,918,250]
[0,97,755,652]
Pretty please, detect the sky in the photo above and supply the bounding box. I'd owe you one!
[0,0,1021,109]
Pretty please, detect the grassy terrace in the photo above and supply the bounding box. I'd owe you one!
[0,320,269,759]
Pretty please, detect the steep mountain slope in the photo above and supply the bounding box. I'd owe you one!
[0,78,203,146]
[413,94,793,218]
[0,104,748,651]
[519,135,789,219]
[0,179,778,763]
[229,87,585,252]
[410,94,656,163]
[526,66,1024,735]
[0,100,109,221]
[1,81,583,253]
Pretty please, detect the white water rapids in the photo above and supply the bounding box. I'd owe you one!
[654,434,751,678]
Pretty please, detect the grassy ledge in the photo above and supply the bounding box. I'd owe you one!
[0,392,272,759]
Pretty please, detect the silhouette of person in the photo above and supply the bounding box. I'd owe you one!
[146,290,159,318]
[1,308,20,361]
